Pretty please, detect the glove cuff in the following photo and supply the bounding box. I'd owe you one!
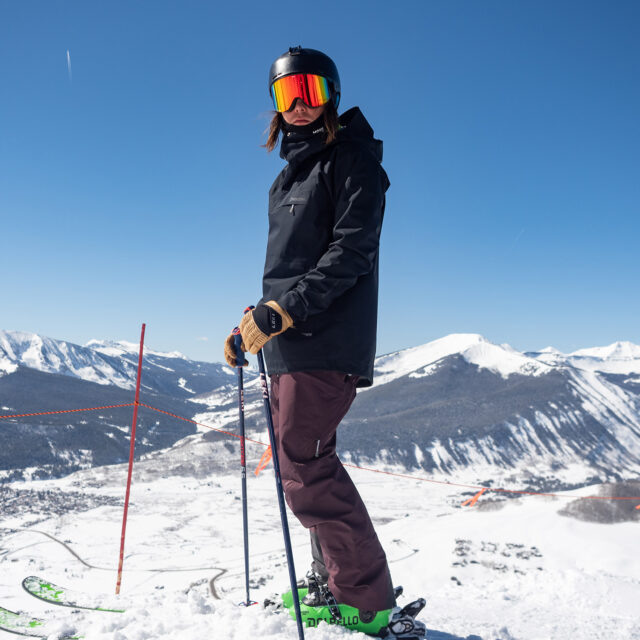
[265,300,294,331]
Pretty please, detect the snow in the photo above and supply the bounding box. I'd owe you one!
[0,331,224,396]
[568,369,640,457]
[529,341,640,376]
[2,330,640,638]
[5,328,640,391]
[0,330,135,389]
[85,339,187,361]
[177,377,196,394]
[373,334,551,388]
[1,449,639,640]
[0,356,17,377]
[408,363,440,379]
[22,334,50,370]
[539,346,561,354]
[571,341,640,361]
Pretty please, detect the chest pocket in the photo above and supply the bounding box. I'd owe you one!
[284,194,308,217]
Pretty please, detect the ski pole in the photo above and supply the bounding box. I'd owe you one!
[256,347,305,640]
[232,328,254,607]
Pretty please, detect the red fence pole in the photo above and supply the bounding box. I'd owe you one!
[115,323,146,595]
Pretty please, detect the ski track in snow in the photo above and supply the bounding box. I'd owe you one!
[1,459,639,640]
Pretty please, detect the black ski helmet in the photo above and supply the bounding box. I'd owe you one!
[269,46,341,108]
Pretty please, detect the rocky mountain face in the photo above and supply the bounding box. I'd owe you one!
[0,331,256,482]
[2,331,640,490]
[341,353,640,488]
[0,331,238,396]
[194,334,640,490]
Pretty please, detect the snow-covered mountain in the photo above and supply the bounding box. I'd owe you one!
[527,340,640,376]
[2,329,640,489]
[372,334,552,387]
[0,331,133,388]
[0,330,238,396]
[3,332,639,640]
[2,448,638,639]
[193,334,640,489]
[0,330,254,482]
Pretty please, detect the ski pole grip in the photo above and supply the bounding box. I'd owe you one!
[231,307,254,367]
[232,327,246,366]
[232,328,243,351]
[230,306,255,367]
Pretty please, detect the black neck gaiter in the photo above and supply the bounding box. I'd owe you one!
[279,113,327,166]
[280,112,325,136]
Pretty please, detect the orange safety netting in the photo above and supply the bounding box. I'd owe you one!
[2,400,640,508]
[254,446,273,476]
[0,404,135,419]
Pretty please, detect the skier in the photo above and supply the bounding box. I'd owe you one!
[224,46,425,638]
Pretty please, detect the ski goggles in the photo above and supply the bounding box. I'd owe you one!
[270,73,332,112]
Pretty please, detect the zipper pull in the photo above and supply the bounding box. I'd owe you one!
[289,204,295,215]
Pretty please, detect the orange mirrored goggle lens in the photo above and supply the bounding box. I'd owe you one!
[270,73,331,112]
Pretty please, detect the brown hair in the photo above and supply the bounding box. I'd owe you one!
[263,101,340,152]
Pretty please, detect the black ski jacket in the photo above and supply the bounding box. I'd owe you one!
[260,107,390,387]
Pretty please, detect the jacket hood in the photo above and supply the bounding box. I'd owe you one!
[279,106,384,167]
[335,107,383,162]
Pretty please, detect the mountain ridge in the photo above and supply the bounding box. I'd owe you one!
[2,329,639,489]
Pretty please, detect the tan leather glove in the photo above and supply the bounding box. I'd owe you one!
[223,301,294,367]
[224,332,248,368]
[239,301,294,354]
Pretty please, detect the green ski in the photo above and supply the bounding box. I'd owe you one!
[22,576,124,613]
[0,605,80,639]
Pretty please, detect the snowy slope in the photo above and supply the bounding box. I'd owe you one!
[0,355,17,377]
[0,330,252,482]
[3,330,640,489]
[0,330,241,397]
[571,340,640,361]
[197,333,567,452]
[85,338,187,360]
[0,331,134,388]
[372,334,552,388]
[2,332,640,638]
[528,340,640,376]
[191,334,640,488]
[342,356,640,487]
[0,437,638,640]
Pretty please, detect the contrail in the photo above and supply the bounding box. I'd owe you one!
[506,227,526,255]
[66,49,72,82]
[513,227,525,244]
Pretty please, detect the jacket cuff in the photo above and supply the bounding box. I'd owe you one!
[277,291,306,324]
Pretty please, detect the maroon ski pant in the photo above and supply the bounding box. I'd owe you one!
[269,370,395,611]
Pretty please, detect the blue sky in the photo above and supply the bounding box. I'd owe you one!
[1,1,638,363]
